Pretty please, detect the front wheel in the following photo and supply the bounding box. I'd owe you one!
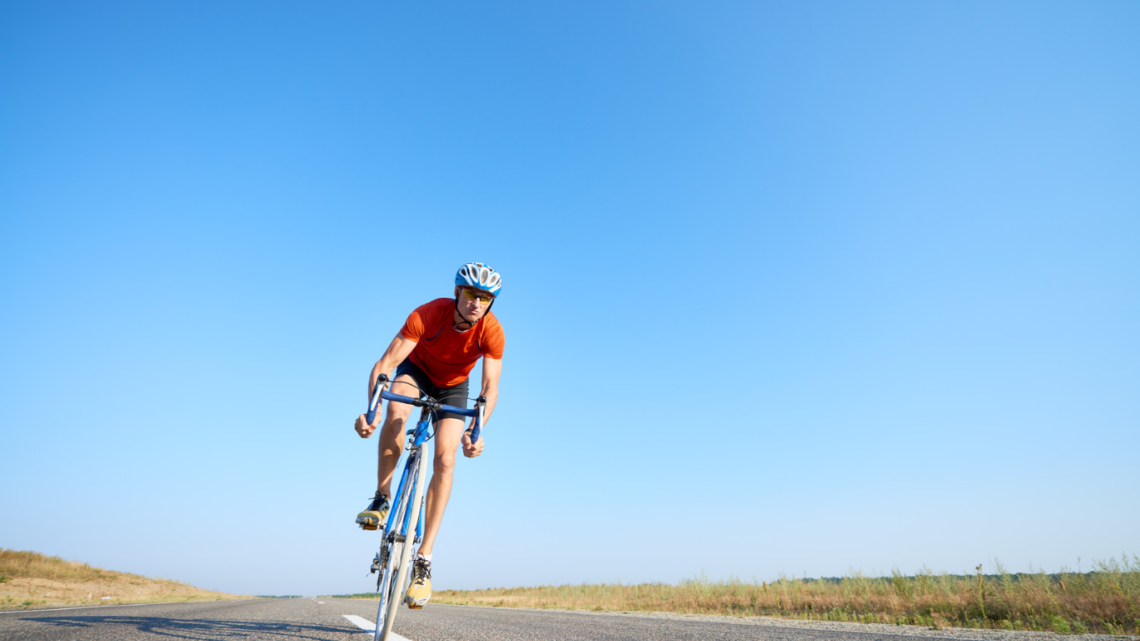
[373,458,411,640]
[375,449,429,641]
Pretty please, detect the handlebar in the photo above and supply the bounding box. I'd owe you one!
[366,375,485,444]
[471,395,486,445]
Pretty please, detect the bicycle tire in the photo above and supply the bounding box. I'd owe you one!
[376,447,429,640]
[373,456,412,640]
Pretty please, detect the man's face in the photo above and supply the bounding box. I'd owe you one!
[456,286,495,321]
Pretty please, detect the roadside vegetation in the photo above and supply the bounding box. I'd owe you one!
[432,555,1139,635]
[0,548,243,610]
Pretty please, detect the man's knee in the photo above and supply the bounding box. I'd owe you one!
[385,401,412,424]
[433,452,456,475]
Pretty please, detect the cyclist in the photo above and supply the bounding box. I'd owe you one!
[353,262,504,609]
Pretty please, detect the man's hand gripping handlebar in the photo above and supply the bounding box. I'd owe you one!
[354,373,390,438]
[462,396,486,458]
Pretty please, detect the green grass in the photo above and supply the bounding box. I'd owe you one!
[427,555,1140,635]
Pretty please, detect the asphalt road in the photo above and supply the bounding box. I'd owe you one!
[1,598,976,641]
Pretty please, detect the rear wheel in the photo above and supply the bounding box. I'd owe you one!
[376,448,429,640]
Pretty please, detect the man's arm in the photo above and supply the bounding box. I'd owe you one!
[355,334,418,438]
[368,333,418,400]
[462,357,500,457]
[478,357,501,424]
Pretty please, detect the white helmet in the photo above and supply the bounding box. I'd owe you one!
[455,262,502,297]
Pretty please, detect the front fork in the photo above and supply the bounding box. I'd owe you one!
[369,442,427,585]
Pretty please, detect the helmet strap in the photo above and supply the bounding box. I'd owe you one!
[453,297,475,331]
[453,295,493,331]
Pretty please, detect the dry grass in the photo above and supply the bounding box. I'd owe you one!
[0,548,244,610]
[434,555,1140,635]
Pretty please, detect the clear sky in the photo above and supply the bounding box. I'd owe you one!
[2,1,1137,596]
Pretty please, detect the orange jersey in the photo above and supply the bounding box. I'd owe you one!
[400,298,505,388]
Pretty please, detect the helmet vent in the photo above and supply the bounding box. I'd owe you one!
[454,262,502,297]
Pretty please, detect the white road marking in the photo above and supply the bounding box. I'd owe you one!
[341,614,412,640]
[343,614,375,632]
[318,601,325,604]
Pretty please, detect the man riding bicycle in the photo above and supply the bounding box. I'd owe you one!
[353,262,504,608]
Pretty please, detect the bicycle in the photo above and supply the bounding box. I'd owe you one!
[363,373,485,641]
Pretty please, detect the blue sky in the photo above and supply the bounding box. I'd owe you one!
[2,1,1137,596]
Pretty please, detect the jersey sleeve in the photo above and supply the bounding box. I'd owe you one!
[481,318,505,359]
[400,304,429,341]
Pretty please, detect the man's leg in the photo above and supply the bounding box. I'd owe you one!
[404,415,464,608]
[417,416,466,556]
[376,374,419,495]
[357,374,419,529]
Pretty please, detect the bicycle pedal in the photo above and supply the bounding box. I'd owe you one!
[407,603,423,610]
[359,524,378,531]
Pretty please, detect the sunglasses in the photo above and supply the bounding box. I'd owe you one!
[460,288,495,304]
